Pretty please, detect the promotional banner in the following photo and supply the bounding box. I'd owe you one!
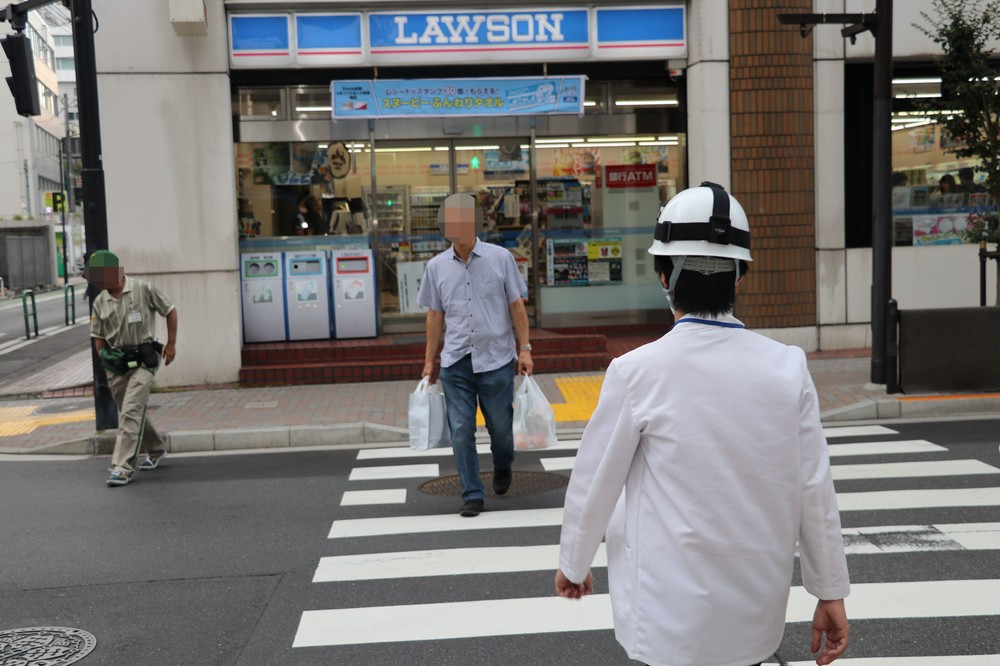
[332,76,585,119]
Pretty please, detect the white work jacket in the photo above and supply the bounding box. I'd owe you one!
[559,313,850,666]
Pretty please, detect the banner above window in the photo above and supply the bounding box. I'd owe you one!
[331,76,586,119]
[229,6,685,69]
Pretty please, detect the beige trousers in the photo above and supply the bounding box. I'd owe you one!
[107,367,165,472]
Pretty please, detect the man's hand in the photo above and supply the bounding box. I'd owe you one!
[164,342,176,366]
[812,599,849,665]
[422,361,436,384]
[554,569,593,600]
[518,350,533,376]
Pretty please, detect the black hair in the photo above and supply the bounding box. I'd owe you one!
[891,171,908,187]
[653,255,750,316]
[958,167,975,182]
[940,174,956,187]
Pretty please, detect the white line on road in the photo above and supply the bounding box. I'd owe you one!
[340,489,407,506]
[832,459,999,480]
[823,425,898,438]
[839,487,1000,512]
[348,464,439,481]
[828,439,946,457]
[540,457,575,471]
[843,522,1000,553]
[293,579,1000,648]
[356,439,582,460]
[788,657,1000,665]
[313,544,607,583]
[329,507,564,539]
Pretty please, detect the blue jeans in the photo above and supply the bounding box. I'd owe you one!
[439,354,516,501]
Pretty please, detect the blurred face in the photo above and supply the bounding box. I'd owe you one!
[443,195,477,247]
[85,265,124,291]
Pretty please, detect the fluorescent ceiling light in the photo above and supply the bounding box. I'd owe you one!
[892,77,941,84]
[583,101,597,107]
[295,106,332,112]
[536,143,569,148]
[454,145,500,151]
[572,142,635,148]
[374,146,433,153]
[639,141,674,146]
[587,136,655,142]
[894,93,941,99]
[537,137,582,143]
[615,100,679,107]
[317,144,328,149]
[657,136,680,141]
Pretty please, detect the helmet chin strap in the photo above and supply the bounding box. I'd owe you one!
[667,256,686,299]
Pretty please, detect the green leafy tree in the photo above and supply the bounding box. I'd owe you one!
[917,0,1000,247]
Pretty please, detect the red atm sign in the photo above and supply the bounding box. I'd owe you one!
[605,164,656,188]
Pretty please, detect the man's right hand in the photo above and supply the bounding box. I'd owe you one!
[811,598,849,665]
[422,362,436,384]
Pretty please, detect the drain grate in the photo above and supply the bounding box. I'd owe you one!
[0,627,97,665]
[419,471,568,498]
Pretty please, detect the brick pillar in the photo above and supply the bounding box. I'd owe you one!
[730,1,816,329]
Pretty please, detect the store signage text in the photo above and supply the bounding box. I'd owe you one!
[605,165,657,189]
[229,6,685,69]
[389,13,566,45]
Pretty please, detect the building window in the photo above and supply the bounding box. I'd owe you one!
[57,57,75,71]
[55,35,74,47]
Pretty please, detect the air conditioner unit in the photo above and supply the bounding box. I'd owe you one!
[169,0,208,37]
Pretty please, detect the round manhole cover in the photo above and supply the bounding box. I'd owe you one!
[31,401,93,416]
[0,626,97,665]
[420,471,568,498]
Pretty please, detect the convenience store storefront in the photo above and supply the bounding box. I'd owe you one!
[229,4,688,336]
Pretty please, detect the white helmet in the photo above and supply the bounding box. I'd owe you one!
[648,181,752,262]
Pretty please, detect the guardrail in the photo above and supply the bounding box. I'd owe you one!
[64,284,76,325]
[22,290,38,339]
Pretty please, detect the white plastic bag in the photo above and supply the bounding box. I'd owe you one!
[408,376,451,451]
[513,375,558,451]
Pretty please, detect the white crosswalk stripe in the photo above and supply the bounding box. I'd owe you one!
[305,427,1000,662]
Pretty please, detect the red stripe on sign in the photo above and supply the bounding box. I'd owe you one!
[597,42,685,49]
[370,45,588,54]
[233,52,290,57]
[298,50,363,56]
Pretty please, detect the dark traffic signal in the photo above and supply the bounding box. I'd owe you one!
[2,31,40,117]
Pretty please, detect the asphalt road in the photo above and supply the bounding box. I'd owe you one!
[1,418,999,665]
[0,287,90,388]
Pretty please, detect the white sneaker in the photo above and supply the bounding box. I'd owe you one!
[138,451,167,470]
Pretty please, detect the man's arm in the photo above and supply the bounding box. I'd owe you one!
[93,337,105,353]
[812,599,849,665]
[422,309,444,383]
[164,308,178,366]
[509,298,532,376]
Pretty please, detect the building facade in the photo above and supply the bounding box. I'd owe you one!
[70,0,997,387]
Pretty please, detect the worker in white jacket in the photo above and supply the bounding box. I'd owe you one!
[556,182,850,666]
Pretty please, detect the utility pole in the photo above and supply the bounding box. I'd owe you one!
[1,0,116,428]
[777,1,895,386]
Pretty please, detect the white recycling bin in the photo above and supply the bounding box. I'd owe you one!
[330,249,377,339]
[285,250,332,341]
[240,252,287,343]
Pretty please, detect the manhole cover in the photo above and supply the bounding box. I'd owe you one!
[0,626,97,665]
[419,471,568,498]
[31,401,92,416]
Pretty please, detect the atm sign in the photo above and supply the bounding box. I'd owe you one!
[605,164,657,189]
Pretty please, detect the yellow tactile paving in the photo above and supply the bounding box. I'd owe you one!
[475,374,604,426]
[0,405,94,437]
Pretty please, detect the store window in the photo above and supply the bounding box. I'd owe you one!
[890,76,992,246]
[236,88,286,120]
[235,140,370,240]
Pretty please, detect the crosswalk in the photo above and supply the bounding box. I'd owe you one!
[292,425,1000,663]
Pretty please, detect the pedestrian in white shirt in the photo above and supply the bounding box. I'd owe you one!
[555,182,850,666]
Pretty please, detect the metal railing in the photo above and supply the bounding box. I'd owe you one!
[980,238,999,306]
[22,290,38,339]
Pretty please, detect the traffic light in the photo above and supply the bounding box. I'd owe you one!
[1,32,40,117]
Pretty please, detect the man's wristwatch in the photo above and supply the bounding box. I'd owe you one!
[519,343,532,352]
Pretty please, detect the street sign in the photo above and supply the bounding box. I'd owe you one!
[44,191,67,212]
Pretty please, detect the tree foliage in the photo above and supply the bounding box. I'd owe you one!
[917,0,1000,241]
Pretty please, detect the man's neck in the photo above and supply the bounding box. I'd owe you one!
[673,309,687,323]
[453,241,474,263]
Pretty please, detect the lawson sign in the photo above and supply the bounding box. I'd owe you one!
[229,6,686,68]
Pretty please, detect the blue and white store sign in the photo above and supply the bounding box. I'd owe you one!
[229,6,685,68]
[331,76,586,119]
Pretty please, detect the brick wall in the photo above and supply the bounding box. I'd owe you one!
[730,1,817,328]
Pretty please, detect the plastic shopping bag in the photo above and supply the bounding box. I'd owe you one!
[408,376,451,451]
[513,375,558,451]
